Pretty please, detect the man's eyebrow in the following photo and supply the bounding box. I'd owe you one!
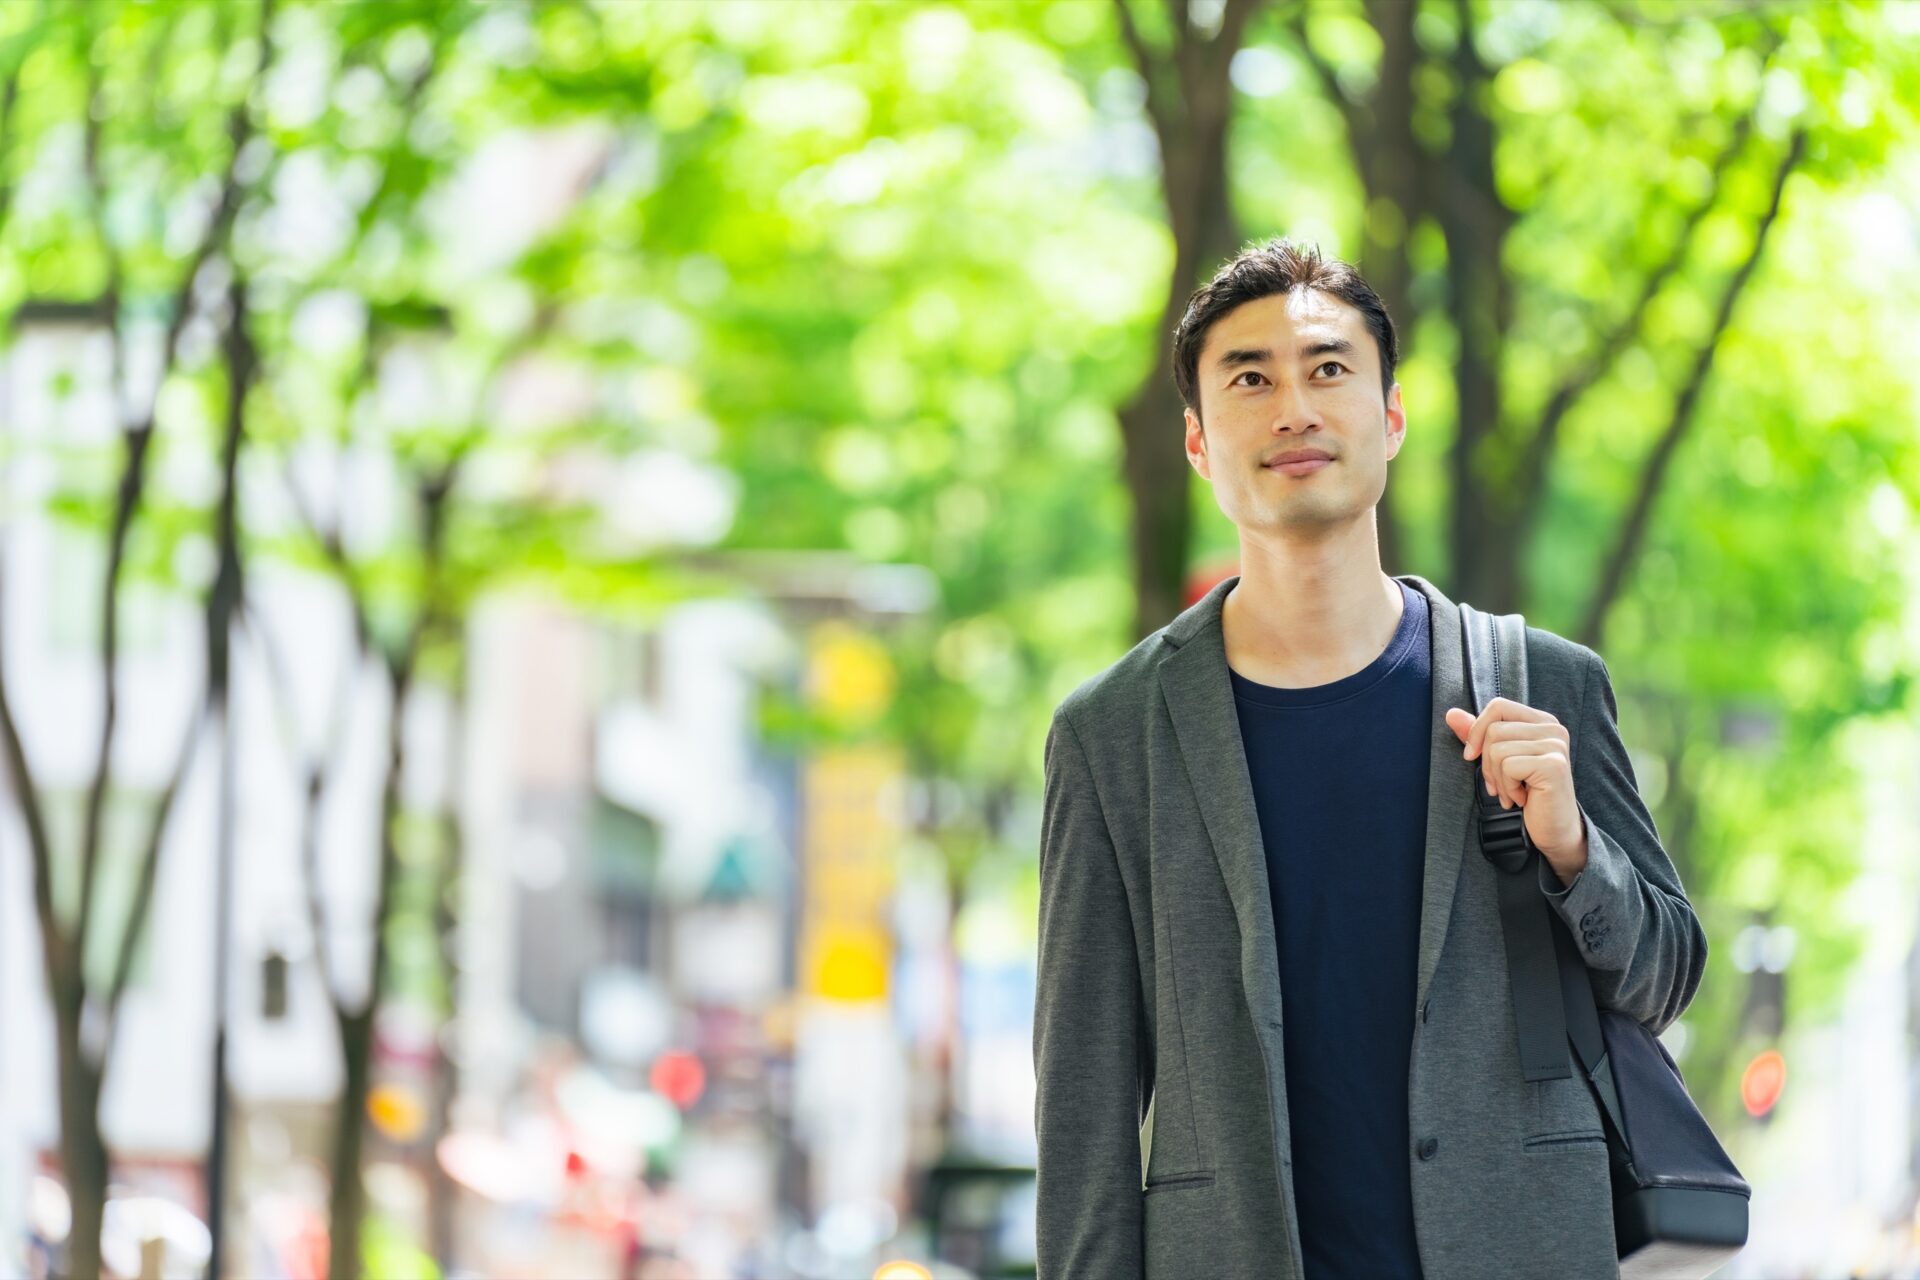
[1210,337,1357,371]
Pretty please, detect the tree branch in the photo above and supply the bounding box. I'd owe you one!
[1112,0,1177,144]
[240,590,361,1014]
[102,256,261,1073]
[75,0,279,971]
[1510,108,1759,539]
[340,24,446,253]
[361,461,461,1021]
[72,46,129,969]
[0,9,38,237]
[97,706,207,1069]
[1216,0,1259,68]
[137,11,275,436]
[1509,20,1786,540]
[1439,0,1514,597]
[1576,128,1805,649]
[0,584,66,995]
[282,447,375,654]
[266,376,481,1020]
[1164,0,1201,113]
[275,449,396,1022]
[1453,0,1494,85]
[1284,1,1369,157]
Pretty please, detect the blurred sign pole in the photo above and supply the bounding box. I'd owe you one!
[671,554,932,1243]
[795,622,911,1226]
[799,623,900,1004]
[800,753,898,1003]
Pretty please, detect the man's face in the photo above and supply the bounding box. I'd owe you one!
[1184,287,1405,539]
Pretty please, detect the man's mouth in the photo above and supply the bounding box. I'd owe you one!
[1266,455,1333,476]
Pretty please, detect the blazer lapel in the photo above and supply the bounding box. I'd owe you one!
[1402,573,1474,1013]
[1157,576,1285,1032]
[1153,571,1474,1028]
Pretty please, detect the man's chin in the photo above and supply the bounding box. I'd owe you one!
[1229,503,1363,535]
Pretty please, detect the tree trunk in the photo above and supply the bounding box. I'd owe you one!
[427,1037,456,1270]
[937,855,968,1150]
[1435,0,1519,611]
[1119,378,1197,640]
[54,996,108,1280]
[1112,0,1262,639]
[1117,123,1242,638]
[1356,0,1425,578]
[327,1010,374,1280]
[426,670,468,1272]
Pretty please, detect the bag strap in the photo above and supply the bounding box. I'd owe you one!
[1459,604,1631,1138]
[1552,899,1628,1146]
[1460,603,1569,1082]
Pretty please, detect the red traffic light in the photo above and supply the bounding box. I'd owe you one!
[1740,1049,1786,1118]
[650,1050,706,1110]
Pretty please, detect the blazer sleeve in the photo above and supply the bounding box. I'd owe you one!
[1033,707,1146,1279]
[1535,648,1709,1034]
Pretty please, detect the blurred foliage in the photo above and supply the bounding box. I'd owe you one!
[0,2,720,1272]
[581,0,1920,1141]
[2,0,1918,1182]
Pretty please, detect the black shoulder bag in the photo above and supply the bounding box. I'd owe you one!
[1459,604,1751,1278]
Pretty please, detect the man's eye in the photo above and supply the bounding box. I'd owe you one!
[1316,361,1347,377]
[1233,371,1267,386]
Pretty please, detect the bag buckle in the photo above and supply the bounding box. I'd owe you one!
[1479,800,1536,875]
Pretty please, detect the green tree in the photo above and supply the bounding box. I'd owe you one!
[232,4,702,1270]
[1261,0,1920,1133]
[0,4,274,1275]
[611,0,1920,1145]
[3,5,688,1276]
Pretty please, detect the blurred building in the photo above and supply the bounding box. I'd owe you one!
[0,311,952,1273]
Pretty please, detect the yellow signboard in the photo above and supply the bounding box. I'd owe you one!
[799,623,901,1002]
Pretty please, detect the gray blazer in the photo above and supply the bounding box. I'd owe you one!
[1033,572,1708,1279]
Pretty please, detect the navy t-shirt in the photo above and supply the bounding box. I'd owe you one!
[1227,578,1430,1280]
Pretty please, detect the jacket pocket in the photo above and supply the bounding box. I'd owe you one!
[1530,1072,1603,1136]
[1143,1174,1224,1280]
[1523,1129,1606,1155]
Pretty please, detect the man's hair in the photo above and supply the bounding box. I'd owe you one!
[1172,237,1400,423]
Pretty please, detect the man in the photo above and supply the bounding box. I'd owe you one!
[1032,239,1707,1280]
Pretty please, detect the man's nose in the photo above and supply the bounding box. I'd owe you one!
[1268,381,1318,431]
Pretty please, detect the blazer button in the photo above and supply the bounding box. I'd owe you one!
[1417,1137,1438,1161]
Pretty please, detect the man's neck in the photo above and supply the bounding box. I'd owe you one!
[1220,528,1404,689]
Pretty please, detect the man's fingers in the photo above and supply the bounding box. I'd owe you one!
[1484,738,1559,807]
[1487,744,1568,808]
[1482,746,1509,807]
[1464,697,1544,759]
[1473,714,1567,765]
[1484,743,1515,799]
[1474,729,1566,802]
[1462,698,1510,759]
[1464,704,1565,811]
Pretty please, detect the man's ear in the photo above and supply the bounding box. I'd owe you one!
[1185,406,1211,480]
[1382,382,1406,461]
